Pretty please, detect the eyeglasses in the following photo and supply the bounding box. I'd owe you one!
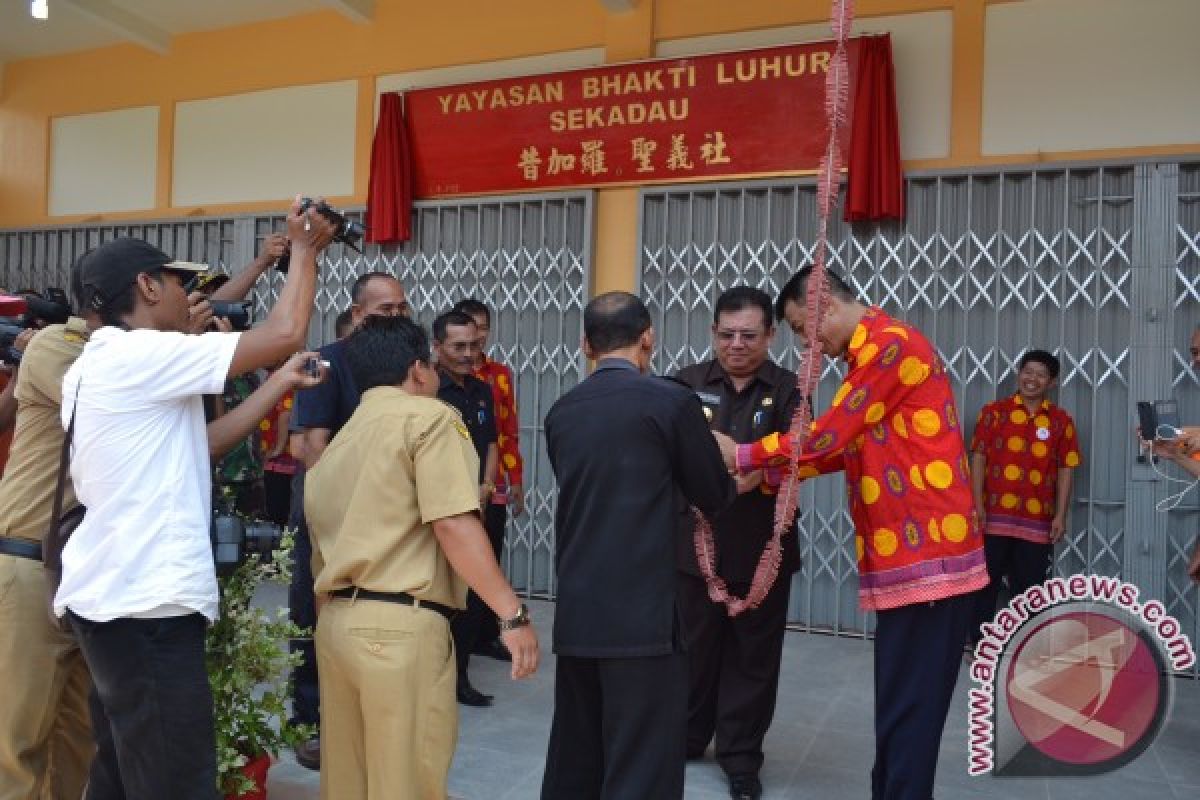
[715,328,766,344]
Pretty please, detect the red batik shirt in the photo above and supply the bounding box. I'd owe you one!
[970,395,1081,545]
[475,356,523,505]
[260,390,299,475]
[736,308,988,612]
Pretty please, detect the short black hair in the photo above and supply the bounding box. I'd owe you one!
[714,286,773,329]
[774,266,855,322]
[1019,349,1060,379]
[452,298,491,325]
[350,271,398,306]
[432,310,476,343]
[70,251,91,312]
[584,291,651,356]
[344,315,431,392]
[99,271,163,327]
[334,309,354,339]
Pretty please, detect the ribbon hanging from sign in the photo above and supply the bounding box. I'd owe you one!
[694,0,855,617]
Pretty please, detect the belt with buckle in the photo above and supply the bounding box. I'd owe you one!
[329,587,457,621]
[0,536,43,561]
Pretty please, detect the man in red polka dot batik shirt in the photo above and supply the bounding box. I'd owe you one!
[714,267,988,800]
[969,350,1081,645]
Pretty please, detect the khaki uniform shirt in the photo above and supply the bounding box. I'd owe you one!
[305,386,480,610]
[0,319,89,542]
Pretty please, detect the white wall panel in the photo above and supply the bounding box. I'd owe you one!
[49,106,158,216]
[984,0,1200,154]
[173,80,356,206]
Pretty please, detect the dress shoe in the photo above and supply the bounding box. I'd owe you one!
[456,682,494,707]
[728,773,762,800]
[473,638,512,662]
[293,737,320,771]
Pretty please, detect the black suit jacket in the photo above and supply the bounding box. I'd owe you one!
[545,358,735,658]
[675,359,802,583]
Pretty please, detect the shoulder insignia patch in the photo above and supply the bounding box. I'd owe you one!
[453,420,471,440]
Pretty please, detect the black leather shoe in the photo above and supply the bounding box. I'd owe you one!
[473,638,513,662]
[728,773,762,800]
[457,683,494,707]
[293,737,320,771]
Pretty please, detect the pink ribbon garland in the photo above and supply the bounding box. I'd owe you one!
[695,0,856,616]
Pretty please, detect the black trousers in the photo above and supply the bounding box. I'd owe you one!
[871,593,972,800]
[288,471,320,727]
[541,651,688,800]
[971,534,1051,644]
[451,503,507,676]
[263,469,293,529]
[679,571,791,777]
[68,612,218,800]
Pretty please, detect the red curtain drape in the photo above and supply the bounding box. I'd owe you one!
[366,92,413,244]
[844,35,905,223]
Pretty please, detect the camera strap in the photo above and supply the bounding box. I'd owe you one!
[43,380,80,573]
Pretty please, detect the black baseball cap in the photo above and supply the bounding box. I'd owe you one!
[77,238,209,312]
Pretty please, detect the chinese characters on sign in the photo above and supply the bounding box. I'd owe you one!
[516,132,732,182]
[404,42,861,196]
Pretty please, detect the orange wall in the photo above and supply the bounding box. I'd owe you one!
[1,0,1197,286]
[0,1,607,227]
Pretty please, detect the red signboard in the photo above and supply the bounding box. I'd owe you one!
[404,40,861,198]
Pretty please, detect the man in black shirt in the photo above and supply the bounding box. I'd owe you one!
[433,310,499,707]
[675,287,801,800]
[289,271,409,768]
[540,292,735,800]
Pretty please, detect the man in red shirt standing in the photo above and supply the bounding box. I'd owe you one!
[969,350,1081,643]
[717,267,988,800]
[454,298,524,663]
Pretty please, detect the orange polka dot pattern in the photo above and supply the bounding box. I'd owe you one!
[738,308,988,611]
[970,394,1082,545]
[475,357,524,499]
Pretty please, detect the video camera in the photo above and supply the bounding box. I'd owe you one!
[274,197,366,273]
[0,289,72,365]
[210,300,253,332]
[212,511,283,577]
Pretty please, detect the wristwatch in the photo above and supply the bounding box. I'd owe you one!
[498,603,531,632]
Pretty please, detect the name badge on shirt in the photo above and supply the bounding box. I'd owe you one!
[1036,427,1050,441]
[695,391,721,405]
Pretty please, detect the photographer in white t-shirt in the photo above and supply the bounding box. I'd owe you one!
[54,197,336,800]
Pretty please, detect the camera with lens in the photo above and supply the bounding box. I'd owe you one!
[210,300,253,332]
[211,510,283,576]
[243,521,282,557]
[0,288,72,366]
[274,197,366,273]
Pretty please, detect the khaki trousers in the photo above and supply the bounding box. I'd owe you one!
[316,598,458,800]
[0,554,93,800]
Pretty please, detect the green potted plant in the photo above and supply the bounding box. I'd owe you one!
[206,526,314,799]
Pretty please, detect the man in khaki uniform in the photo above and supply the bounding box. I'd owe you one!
[0,317,92,800]
[306,315,539,800]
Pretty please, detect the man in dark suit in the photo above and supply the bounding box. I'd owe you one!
[540,291,735,800]
[675,287,801,800]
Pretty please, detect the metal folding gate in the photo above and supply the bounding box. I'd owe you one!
[639,163,1200,676]
[0,191,593,599]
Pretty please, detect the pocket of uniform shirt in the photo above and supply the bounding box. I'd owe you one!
[349,627,413,642]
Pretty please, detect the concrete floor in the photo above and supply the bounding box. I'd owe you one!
[261,598,1200,800]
